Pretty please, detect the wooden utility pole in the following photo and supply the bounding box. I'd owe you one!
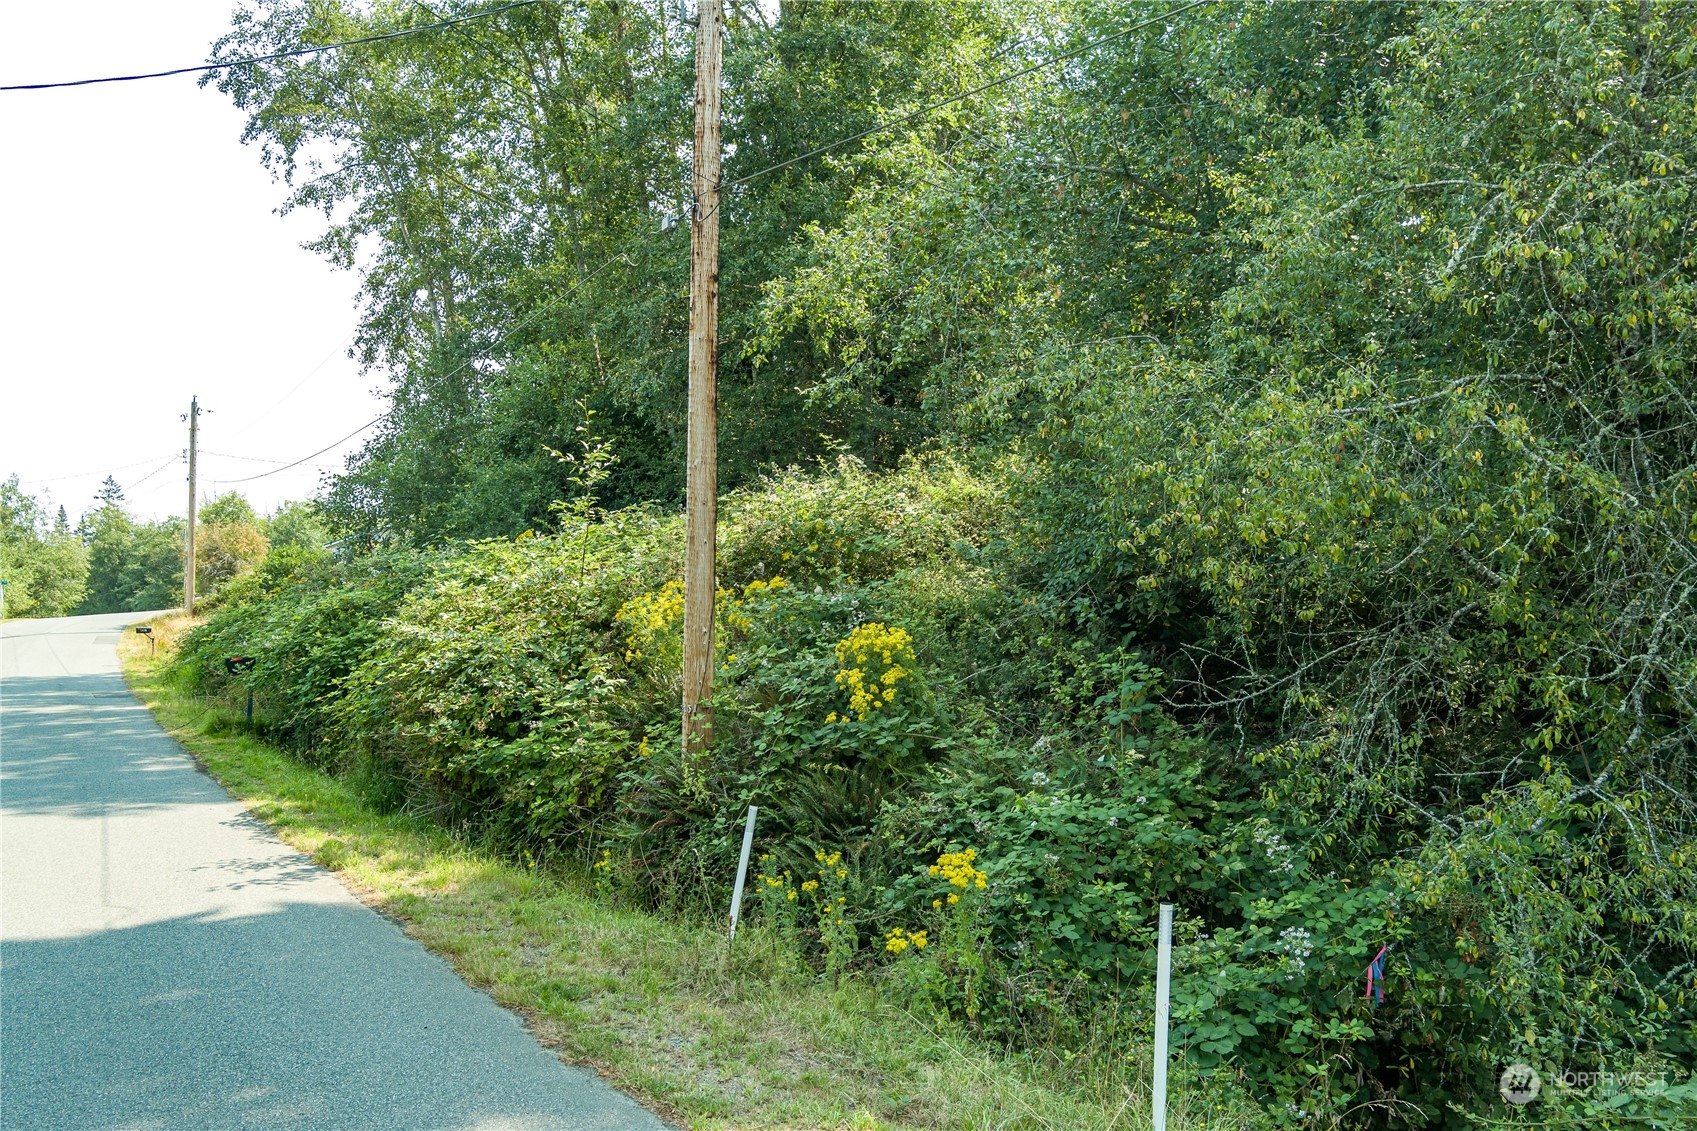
[681,0,723,758]
[185,396,199,614]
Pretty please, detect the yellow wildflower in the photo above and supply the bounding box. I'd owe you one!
[831,623,917,720]
[932,848,989,895]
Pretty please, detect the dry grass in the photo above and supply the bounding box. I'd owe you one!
[120,620,1261,1131]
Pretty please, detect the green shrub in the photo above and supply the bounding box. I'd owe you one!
[171,456,1696,1127]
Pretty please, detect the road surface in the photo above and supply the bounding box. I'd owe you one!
[0,611,665,1131]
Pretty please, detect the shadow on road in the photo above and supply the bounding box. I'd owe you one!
[2,902,625,1131]
[2,674,219,818]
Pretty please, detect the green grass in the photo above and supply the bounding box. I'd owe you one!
[121,617,1260,1131]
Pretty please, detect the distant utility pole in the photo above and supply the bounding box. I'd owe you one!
[184,396,199,614]
[681,0,722,759]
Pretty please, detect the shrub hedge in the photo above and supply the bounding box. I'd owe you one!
[174,456,1694,1127]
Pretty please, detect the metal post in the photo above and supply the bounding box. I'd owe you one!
[246,689,254,725]
[727,805,757,943]
[1153,902,1174,1131]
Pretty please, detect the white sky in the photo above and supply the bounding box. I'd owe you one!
[0,1,388,522]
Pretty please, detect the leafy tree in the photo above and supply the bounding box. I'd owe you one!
[198,491,257,527]
[210,0,1020,541]
[0,475,88,618]
[263,500,329,552]
[77,499,184,615]
[179,492,270,595]
[196,522,269,594]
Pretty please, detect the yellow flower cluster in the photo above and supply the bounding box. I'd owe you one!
[929,848,987,906]
[617,576,788,664]
[813,849,848,879]
[884,926,928,954]
[756,853,798,902]
[722,575,788,638]
[615,579,685,661]
[828,622,915,721]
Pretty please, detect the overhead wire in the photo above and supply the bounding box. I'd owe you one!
[222,329,363,441]
[121,454,183,494]
[219,248,633,485]
[0,0,541,92]
[9,3,1208,499]
[217,417,387,484]
[200,450,302,464]
[23,452,180,485]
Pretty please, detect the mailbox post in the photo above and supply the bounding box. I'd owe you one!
[225,656,257,724]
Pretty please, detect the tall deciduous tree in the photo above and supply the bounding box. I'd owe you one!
[0,475,88,618]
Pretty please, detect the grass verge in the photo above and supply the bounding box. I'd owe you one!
[121,615,1255,1131]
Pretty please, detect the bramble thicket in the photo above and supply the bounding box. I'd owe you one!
[169,2,1695,1125]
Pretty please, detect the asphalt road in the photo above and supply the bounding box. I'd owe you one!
[0,611,666,1131]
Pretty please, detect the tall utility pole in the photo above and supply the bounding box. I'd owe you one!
[681,0,723,758]
[184,396,199,614]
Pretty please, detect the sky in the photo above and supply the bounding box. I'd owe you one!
[0,1,388,522]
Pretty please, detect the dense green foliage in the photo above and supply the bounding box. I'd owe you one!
[0,475,87,618]
[208,0,1025,536]
[0,475,321,618]
[77,502,186,614]
[190,1,1697,1126]
[177,458,1694,1128]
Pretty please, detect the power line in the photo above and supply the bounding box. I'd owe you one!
[203,448,313,461]
[218,417,386,484]
[223,330,362,441]
[722,0,1209,191]
[122,455,183,494]
[22,452,179,485]
[0,0,540,92]
[221,249,634,486]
